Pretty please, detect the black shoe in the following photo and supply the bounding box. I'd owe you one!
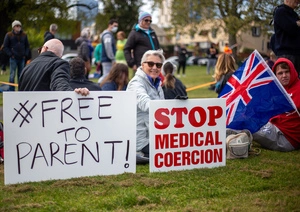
[136,152,149,164]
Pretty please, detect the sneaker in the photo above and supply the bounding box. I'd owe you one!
[177,74,181,78]
[136,151,149,164]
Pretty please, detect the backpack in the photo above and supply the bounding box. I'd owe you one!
[226,131,261,159]
[226,132,252,159]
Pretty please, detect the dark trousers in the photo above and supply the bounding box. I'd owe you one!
[141,144,149,157]
[177,61,186,75]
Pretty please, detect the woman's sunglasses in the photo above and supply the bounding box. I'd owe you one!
[144,19,152,23]
[143,61,163,68]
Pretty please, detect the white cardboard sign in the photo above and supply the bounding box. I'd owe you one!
[149,98,226,172]
[4,91,136,184]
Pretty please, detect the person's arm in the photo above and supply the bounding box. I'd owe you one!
[74,88,89,96]
[126,78,150,112]
[124,31,136,68]
[50,61,90,95]
[152,31,160,49]
[103,34,115,62]
[49,60,74,91]
[3,34,12,57]
[274,8,300,37]
[24,34,30,58]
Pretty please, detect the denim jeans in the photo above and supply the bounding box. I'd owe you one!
[206,58,216,75]
[9,58,25,91]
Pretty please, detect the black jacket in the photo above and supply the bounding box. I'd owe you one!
[163,77,187,99]
[124,24,160,68]
[273,4,300,55]
[3,30,30,60]
[19,51,73,91]
[69,77,102,91]
[44,31,55,43]
[178,47,188,62]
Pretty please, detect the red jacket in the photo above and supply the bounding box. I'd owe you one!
[270,58,300,148]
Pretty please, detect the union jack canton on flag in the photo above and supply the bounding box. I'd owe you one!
[218,50,296,133]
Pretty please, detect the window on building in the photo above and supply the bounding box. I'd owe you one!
[252,27,261,37]
[176,33,180,41]
[199,30,209,36]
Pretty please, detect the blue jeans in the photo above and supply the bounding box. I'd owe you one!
[207,58,216,74]
[9,58,25,91]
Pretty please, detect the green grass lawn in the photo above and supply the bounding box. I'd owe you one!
[0,65,299,212]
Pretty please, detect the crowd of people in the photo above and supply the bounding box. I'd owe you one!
[1,1,300,164]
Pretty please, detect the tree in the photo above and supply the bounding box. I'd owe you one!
[153,0,282,55]
[95,0,144,37]
[0,0,78,48]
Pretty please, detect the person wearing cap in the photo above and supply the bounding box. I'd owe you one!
[124,11,160,73]
[44,23,58,43]
[3,20,30,91]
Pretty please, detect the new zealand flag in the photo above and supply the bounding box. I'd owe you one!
[218,50,296,133]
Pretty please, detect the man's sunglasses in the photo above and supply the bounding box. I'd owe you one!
[143,61,162,68]
[144,19,152,23]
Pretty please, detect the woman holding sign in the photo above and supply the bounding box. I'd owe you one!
[126,49,165,164]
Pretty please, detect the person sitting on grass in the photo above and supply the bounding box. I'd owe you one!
[69,57,102,91]
[227,58,300,152]
[100,63,129,91]
[126,49,165,164]
[161,61,187,99]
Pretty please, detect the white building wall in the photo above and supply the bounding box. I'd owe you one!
[156,0,269,54]
[157,0,173,28]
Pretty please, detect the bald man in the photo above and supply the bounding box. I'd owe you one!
[19,39,89,95]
